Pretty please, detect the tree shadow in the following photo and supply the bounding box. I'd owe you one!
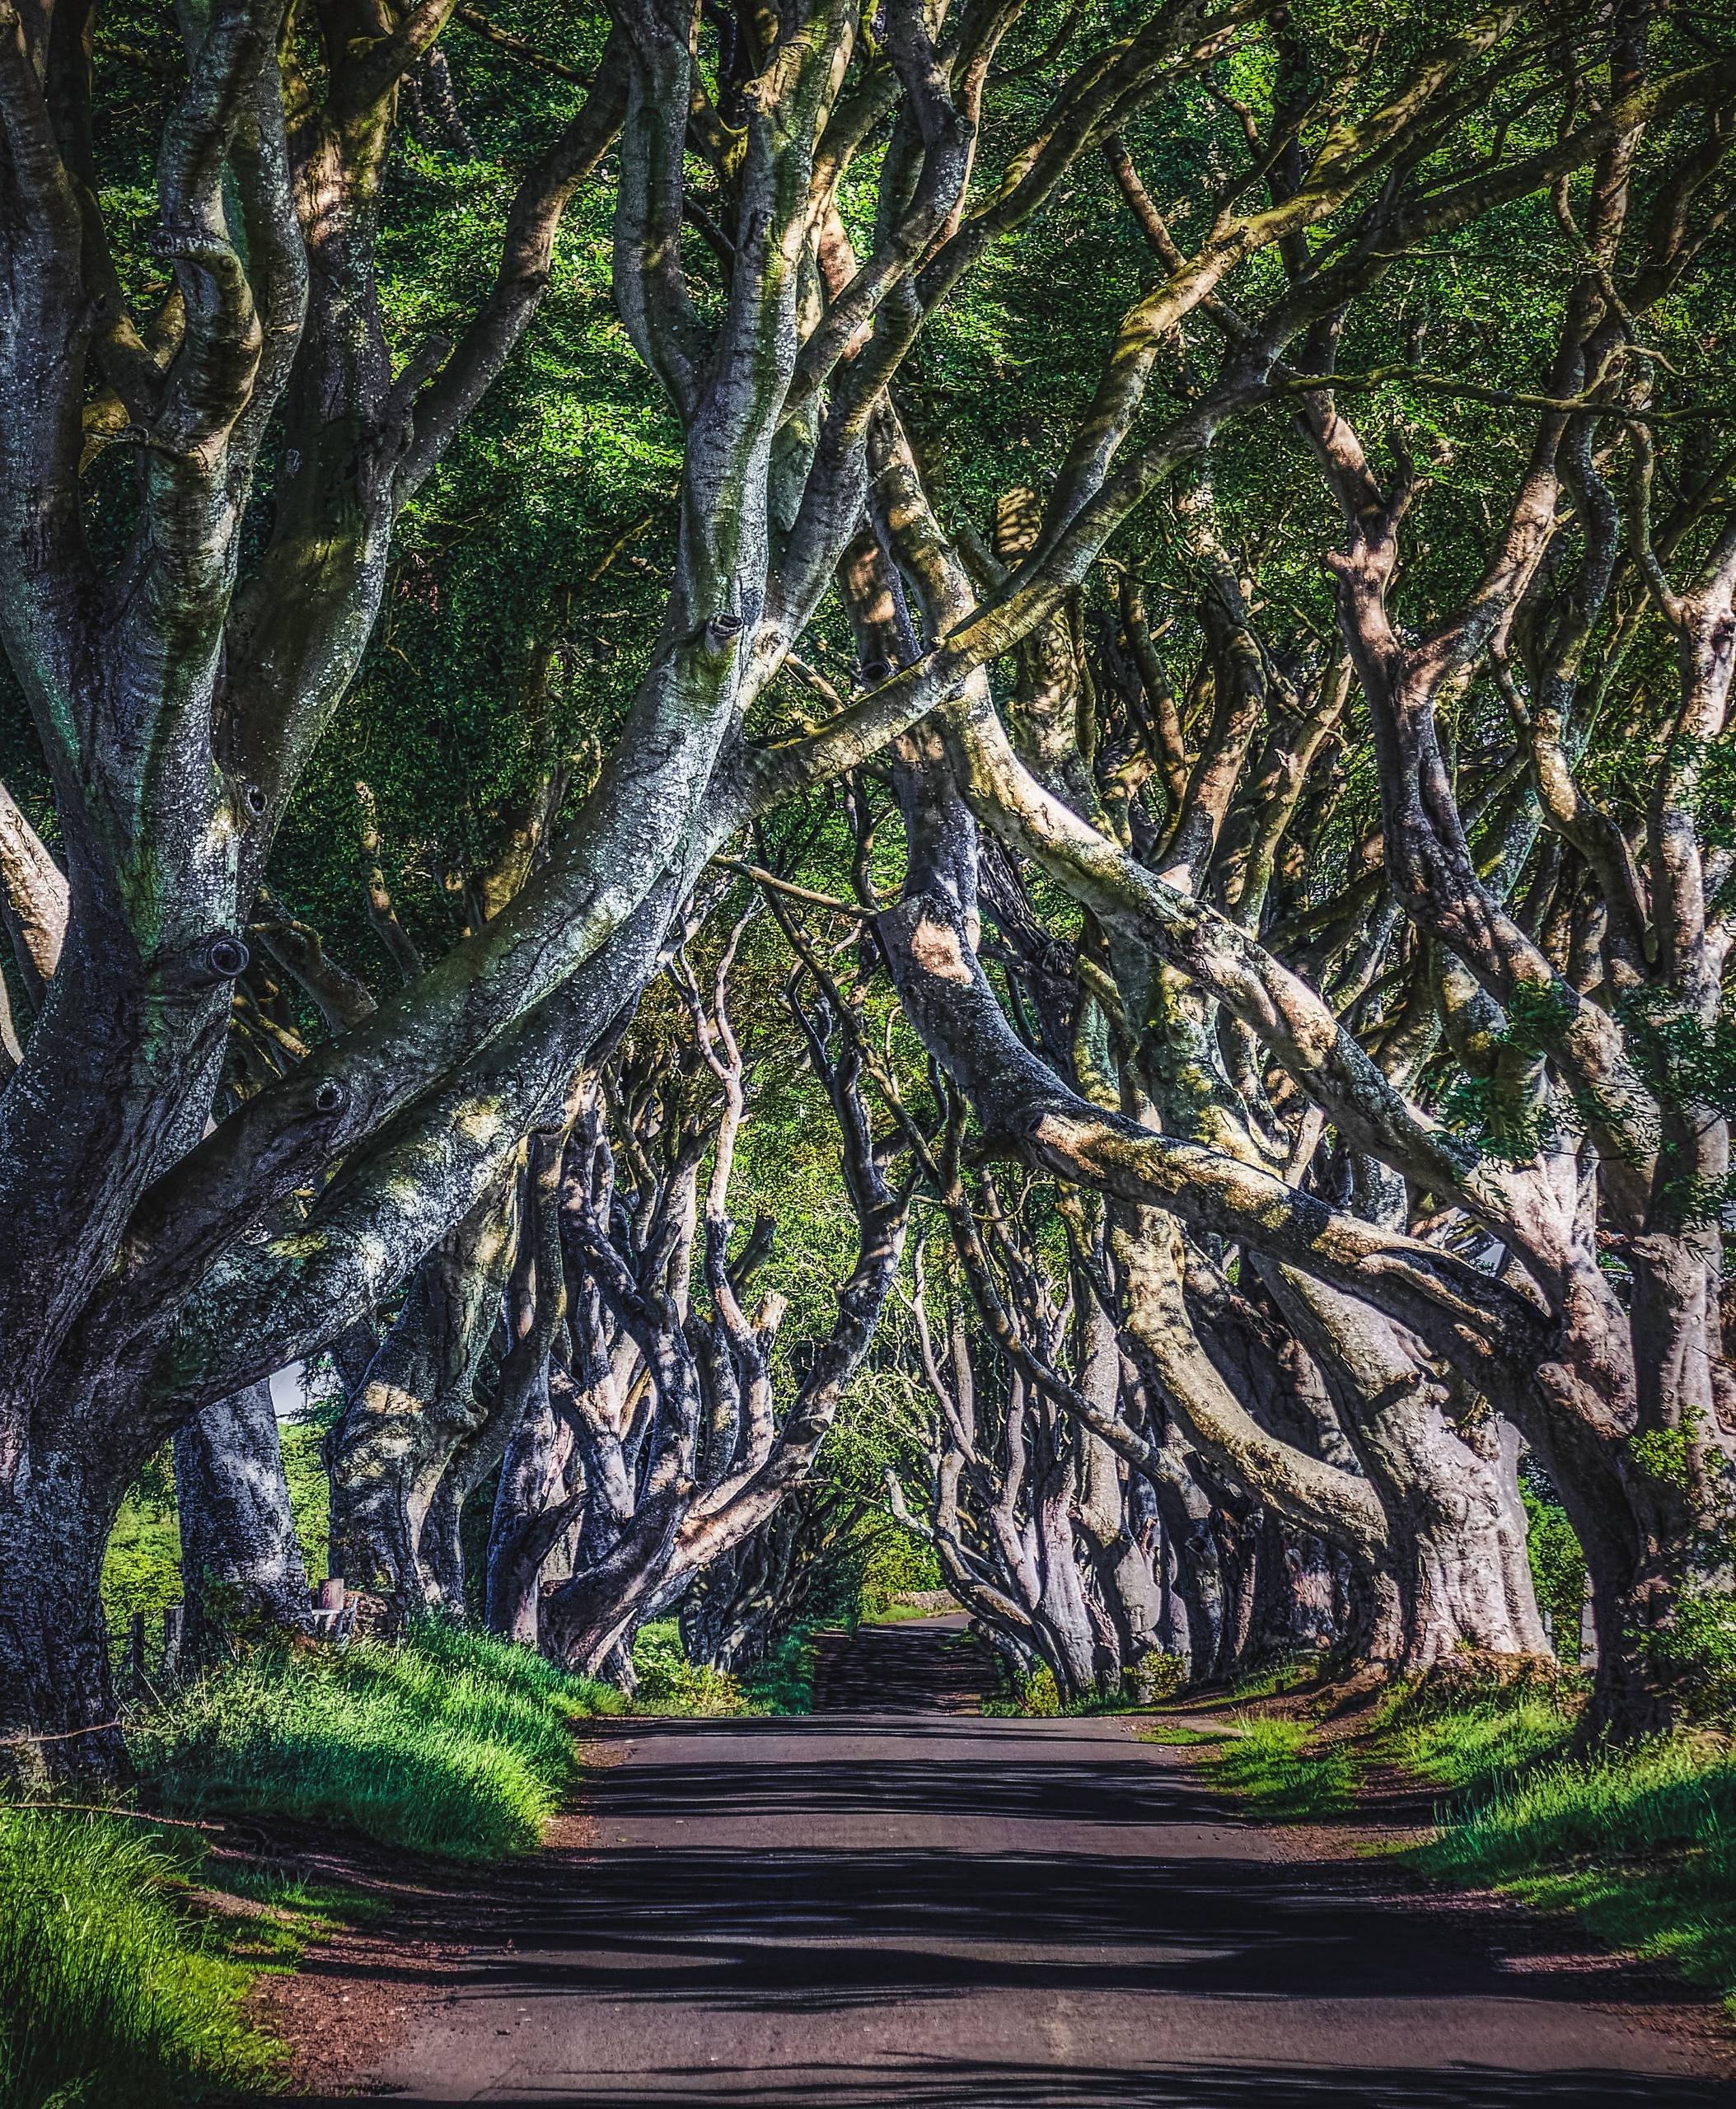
[294,2059,1731,2106]
[272,1712,1727,2104]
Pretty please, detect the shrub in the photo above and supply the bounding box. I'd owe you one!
[1129,1653,1186,1705]
[1643,1586,1736,1719]
[133,1619,622,1859]
[1019,1666,1062,1717]
[737,1629,818,1714]
[631,1623,753,1714]
[0,1807,275,2108]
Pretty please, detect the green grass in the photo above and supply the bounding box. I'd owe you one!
[5,1622,623,2107]
[1207,1714,1361,1821]
[1139,1722,1228,1747]
[133,1618,625,1859]
[1384,1695,1575,1793]
[1409,1730,1736,2014]
[0,1807,280,2108]
[859,1596,957,1626]
[1227,1657,1324,1702]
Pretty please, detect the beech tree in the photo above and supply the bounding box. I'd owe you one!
[1,0,1731,1765]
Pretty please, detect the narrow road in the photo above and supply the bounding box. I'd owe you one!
[358,1620,1731,2106]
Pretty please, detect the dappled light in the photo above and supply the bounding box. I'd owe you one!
[2,0,1734,2098]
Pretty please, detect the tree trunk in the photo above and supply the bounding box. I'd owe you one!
[1261,1265,1549,1667]
[326,1178,518,1605]
[1251,1519,1337,1660]
[174,1377,314,1658]
[485,1374,580,1645]
[1541,1413,1705,1740]
[0,1448,128,1782]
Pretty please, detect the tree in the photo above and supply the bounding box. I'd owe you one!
[2,0,1730,1761]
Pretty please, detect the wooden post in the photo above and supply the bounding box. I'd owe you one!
[316,1578,346,1613]
[162,1604,185,1672]
[129,1611,147,1690]
[1579,1574,1598,1670]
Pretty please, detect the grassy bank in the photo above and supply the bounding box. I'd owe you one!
[3,1621,625,2106]
[138,1618,625,1859]
[1387,1677,1736,2016]
[1163,1665,1736,2017]
[0,1806,280,2109]
[1207,1714,1361,1821]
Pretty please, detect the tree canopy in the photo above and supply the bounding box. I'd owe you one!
[2,0,1734,1761]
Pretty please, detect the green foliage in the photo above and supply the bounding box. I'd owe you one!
[737,1630,819,1716]
[1371,1659,1736,2010]
[858,1527,943,1623]
[1642,1587,1736,1721]
[630,1623,753,1716]
[1208,1715,1361,1821]
[133,1620,622,1859]
[1129,1653,1188,1705]
[1630,1425,1694,1489]
[1520,1466,1586,1646]
[1227,1657,1320,1702]
[281,1419,332,1588]
[1617,985,1736,1125]
[982,1664,1066,1717]
[1013,1665,1063,1718]
[101,1477,183,1642]
[0,1808,278,2108]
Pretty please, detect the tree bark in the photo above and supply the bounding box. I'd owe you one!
[174,1377,314,1658]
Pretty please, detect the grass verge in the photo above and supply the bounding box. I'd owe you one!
[1205,1713,1362,1821]
[1169,1662,1736,2017]
[6,1621,623,2105]
[1384,1676,1736,2016]
[1139,1722,1228,1747]
[134,1616,625,1860]
[0,1806,281,2108]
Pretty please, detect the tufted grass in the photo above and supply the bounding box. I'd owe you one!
[134,1616,625,1860]
[0,1806,278,2108]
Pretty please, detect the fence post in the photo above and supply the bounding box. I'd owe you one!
[162,1604,185,1674]
[129,1611,147,1691]
[1579,1575,1599,1670]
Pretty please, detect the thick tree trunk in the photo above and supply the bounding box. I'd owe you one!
[1541,1412,1707,1740]
[1262,1267,1548,1667]
[0,1450,128,1781]
[542,1489,686,1676]
[1148,1451,1229,1681]
[174,1378,314,1657]
[1027,1401,1113,1701]
[485,1375,581,1645]
[326,1179,517,1604]
[1251,1519,1337,1660]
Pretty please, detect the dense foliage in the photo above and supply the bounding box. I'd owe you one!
[1,0,1734,1793]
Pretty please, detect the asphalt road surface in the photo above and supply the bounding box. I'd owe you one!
[358,1622,1733,2107]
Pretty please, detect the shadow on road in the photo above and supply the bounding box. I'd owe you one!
[271,1636,1733,2105]
[293,2061,1731,2106]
